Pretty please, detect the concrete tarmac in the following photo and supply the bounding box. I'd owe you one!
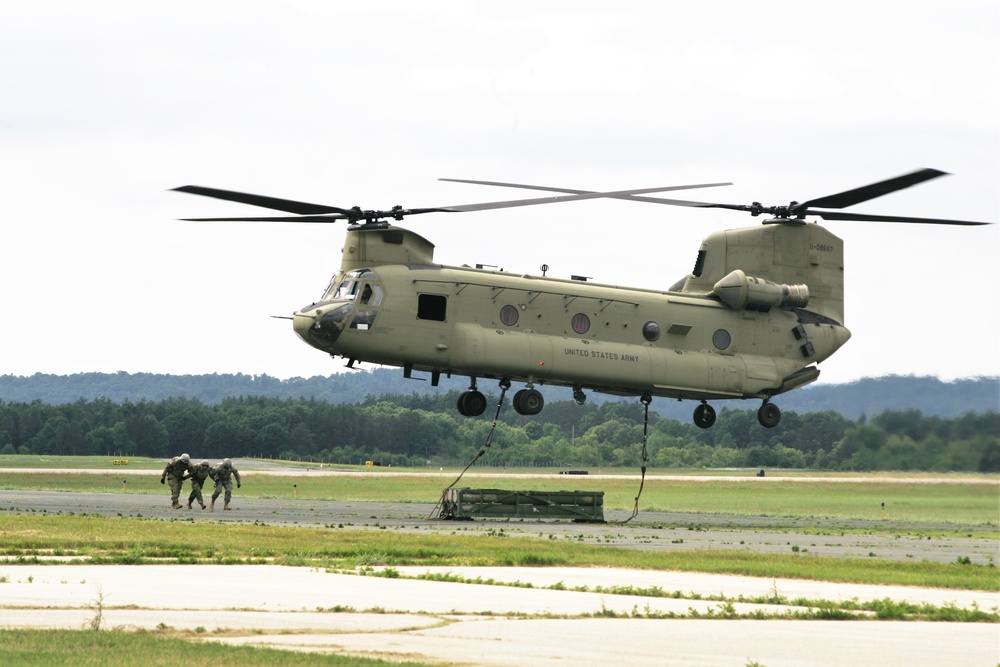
[1,484,998,665]
[0,563,997,666]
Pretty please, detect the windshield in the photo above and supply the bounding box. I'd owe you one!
[322,269,374,301]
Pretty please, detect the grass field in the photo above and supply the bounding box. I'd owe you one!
[0,457,997,664]
[0,629,427,667]
[0,456,997,590]
[1,513,995,590]
[1,458,997,528]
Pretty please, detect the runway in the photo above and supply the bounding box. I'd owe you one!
[1,487,997,665]
[1,486,996,564]
[0,563,996,666]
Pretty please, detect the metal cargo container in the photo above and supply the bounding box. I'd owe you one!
[439,488,604,522]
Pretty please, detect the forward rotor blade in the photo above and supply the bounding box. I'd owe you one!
[804,210,992,226]
[440,178,731,196]
[438,184,733,213]
[180,207,454,223]
[180,215,350,222]
[175,183,731,222]
[439,179,733,210]
[172,185,350,215]
[798,168,947,209]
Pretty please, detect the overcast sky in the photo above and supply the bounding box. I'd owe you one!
[2,1,997,390]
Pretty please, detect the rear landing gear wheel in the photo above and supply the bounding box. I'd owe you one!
[513,388,544,416]
[757,401,781,428]
[457,390,488,417]
[693,402,716,429]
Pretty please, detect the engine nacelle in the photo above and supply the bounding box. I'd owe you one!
[713,269,809,311]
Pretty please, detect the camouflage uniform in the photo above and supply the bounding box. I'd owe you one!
[186,460,213,509]
[210,458,242,511]
[160,454,193,509]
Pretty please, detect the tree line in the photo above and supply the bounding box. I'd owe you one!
[2,371,998,420]
[1,391,996,472]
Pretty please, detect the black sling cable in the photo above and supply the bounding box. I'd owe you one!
[622,393,652,524]
[430,379,511,519]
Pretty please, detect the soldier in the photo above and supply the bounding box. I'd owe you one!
[186,459,213,509]
[210,458,242,511]
[160,453,192,509]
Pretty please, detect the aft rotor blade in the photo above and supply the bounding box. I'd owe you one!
[443,172,993,226]
[172,185,351,215]
[798,168,948,210]
[804,209,992,226]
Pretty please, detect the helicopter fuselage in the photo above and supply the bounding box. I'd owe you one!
[292,224,851,409]
[175,168,990,428]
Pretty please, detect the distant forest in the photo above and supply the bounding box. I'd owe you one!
[1,370,998,419]
[0,372,997,472]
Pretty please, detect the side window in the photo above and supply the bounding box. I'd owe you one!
[418,294,447,321]
[360,283,373,304]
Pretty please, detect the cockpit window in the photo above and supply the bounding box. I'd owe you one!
[337,279,361,300]
[323,269,375,301]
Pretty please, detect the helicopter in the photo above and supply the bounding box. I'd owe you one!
[174,168,991,429]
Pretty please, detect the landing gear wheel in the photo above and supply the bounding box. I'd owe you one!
[456,390,488,417]
[512,388,544,416]
[757,401,781,428]
[693,402,716,429]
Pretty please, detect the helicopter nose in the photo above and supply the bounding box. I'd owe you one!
[293,302,353,349]
[292,311,317,343]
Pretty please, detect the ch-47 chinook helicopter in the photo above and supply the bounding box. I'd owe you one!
[174,168,991,429]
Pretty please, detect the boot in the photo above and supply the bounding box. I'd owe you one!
[186,501,192,509]
[171,501,181,509]
[199,502,206,510]
[210,498,215,511]
[224,502,231,510]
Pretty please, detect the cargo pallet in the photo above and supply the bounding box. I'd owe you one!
[439,488,604,522]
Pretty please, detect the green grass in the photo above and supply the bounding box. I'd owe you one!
[0,456,168,470]
[0,629,430,667]
[0,514,995,590]
[0,462,997,665]
[1,459,997,589]
[2,467,997,528]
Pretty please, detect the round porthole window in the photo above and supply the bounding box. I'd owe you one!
[713,329,732,350]
[499,304,519,326]
[642,321,661,342]
[571,313,591,334]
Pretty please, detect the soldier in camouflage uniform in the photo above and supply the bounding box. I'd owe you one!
[160,453,192,509]
[186,459,213,509]
[210,458,242,511]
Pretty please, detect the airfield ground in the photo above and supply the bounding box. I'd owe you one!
[0,468,997,666]
[2,464,996,565]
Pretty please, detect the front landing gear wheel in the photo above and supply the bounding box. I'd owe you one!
[757,401,781,428]
[693,402,716,429]
[456,390,488,417]
[512,388,544,416]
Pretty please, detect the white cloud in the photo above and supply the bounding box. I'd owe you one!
[0,0,996,385]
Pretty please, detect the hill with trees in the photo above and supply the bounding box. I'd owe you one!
[1,371,997,419]
[0,373,996,473]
